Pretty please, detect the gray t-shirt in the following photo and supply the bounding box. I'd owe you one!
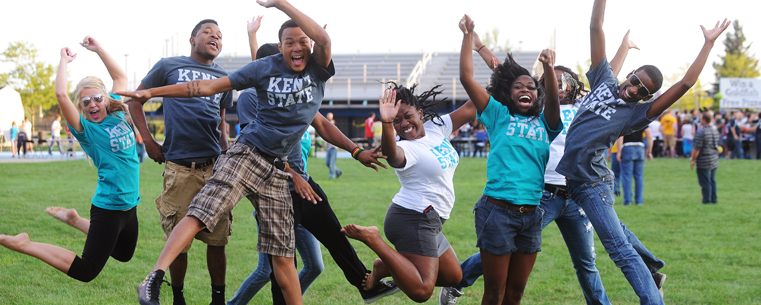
[693,125,720,169]
[556,57,655,182]
[229,53,335,157]
[141,56,233,160]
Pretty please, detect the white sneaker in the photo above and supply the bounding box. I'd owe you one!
[653,272,667,297]
[438,287,464,305]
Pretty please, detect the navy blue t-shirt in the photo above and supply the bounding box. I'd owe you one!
[228,53,335,157]
[141,56,233,160]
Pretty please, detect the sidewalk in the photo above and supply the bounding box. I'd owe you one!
[0,151,88,163]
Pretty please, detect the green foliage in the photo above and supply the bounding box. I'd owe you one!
[481,28,512,52]
[1,42,58,117]
[713,20,760,93]
[1,158,760,304]
[576,59,591,92]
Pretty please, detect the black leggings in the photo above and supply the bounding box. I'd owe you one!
[67,205,139,282]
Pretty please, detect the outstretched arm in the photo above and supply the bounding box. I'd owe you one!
[609,30,639,77]
[311,112,387,171]
[258,0,331,68]
[539,49,560,129]
[116,77,234,102]
[645,127,653,160]
[81,36,127,92]
[646,19,730,119]
[449,101,477,131]
[55,48,82,132]
[472,31,502,70]
[127,83,165,164]
[378,89,406,168]
[590,0,607,68]
[247,15,263,61]
[459,14,490,114]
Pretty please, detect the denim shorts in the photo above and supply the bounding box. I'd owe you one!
[384,203,450,258]
[474,195,543,255]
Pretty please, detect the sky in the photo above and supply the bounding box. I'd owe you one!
[1,0,759,93]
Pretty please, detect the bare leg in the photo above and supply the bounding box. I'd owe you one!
[435,247,463,287]
[271,255,303,305]
[153,216,205,272]
[207,245,226,286]
[46,207,89,234]
[169,253,188,287]
[503,252,537,305]
[363,258,390,290]
[0,233,76,274]
[342,224,440,303]
[481,249,511,305]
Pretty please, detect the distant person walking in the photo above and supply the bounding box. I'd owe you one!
[324,112,343,179]
[660,109,677,158]
[49,115,63,155]
[22,117,33,153]
[365,112,376,148]
[691,113,720,204]
[10,121,19,158]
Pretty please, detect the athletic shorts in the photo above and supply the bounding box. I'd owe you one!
[663,134,677,149]
[384,203,450,258]
[186,142,295,257]
[156,160,232,252]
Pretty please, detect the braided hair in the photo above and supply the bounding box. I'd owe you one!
[550,65,588,105]
[486,54,544,118]
[386,82,447,127]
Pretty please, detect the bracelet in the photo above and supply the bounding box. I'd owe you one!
[381,121,394,124]
[476,45,485,53]
[351,146,365,160]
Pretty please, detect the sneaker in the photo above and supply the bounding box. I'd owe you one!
[137,270,170,305]
[653,272,666,297]
[360,279,401,304]
[439,287,464,305]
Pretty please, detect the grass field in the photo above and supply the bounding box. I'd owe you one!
[1,157,760,304]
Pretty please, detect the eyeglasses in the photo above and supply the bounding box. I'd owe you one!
[628,72,651,98]
[81,94,104,106]
[512,84,537,91]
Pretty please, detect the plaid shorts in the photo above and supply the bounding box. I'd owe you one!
[186,142,295,257]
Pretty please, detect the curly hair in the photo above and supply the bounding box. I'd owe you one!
[486,54,545,118]
[386,81,447,126]
[74,76,128,121]
[543,65,588,105]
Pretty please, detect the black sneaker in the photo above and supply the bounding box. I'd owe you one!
[137,270,170,305]
[360,279,401,304]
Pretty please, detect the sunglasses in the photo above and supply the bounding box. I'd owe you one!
[628,72,651,98]
[81,94,105,106]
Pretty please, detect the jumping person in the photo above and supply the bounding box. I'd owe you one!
[553,0,729,303]
[119,1,385,304]
[0,36,138,284]
[458,14,562,304]
[342,82,476,303]
[128,18,236,305]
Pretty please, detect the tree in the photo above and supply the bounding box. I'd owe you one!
[481,28,512,52]
[1,42,57,118]
[713,20,760,93]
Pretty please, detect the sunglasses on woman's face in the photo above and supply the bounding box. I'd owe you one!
[628,72,651,98]
[82,94,104,106]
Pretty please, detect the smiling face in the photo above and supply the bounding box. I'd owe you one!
[79,87,108,123]
[510,75,538,115]
[618,70,656,102]
[393,103,425,140]
[190,23,222,62]
[279,27,311,72]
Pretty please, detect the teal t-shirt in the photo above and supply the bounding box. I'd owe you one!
[68,112,140,210]
[478,96,562,205]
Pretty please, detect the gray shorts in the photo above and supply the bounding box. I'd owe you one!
[384,203,450,258]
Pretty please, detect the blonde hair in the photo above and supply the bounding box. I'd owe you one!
[74,76,128,121]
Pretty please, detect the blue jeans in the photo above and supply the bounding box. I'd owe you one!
[48,136,63,154]
[731,138,744,159]
[610,152,621,196]
[567,179,663,305]
[620,146,645,205]
[227,216,324,305]
[696,167,718,203]
[455,188,664,305]
[325,147,342,179]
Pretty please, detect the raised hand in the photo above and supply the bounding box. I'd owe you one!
[80,36,101,53]
[459,14,475,35]
[60,47,77,63]
[472,31,483,52]
[701,18,730,43]
[247,15,263,34]
[378,88,400,123]
[116,90,152,103]
[355,149,388,172]
[622,30,639,50]
[256,0,281,8]
[538,49,556,68]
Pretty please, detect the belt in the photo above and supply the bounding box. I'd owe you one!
[486,196,537,213]
[254,147,287,171]
[545,184,570,199]
[623,142,645,147]
[171,157,216,169]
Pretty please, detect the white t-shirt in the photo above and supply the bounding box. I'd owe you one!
[393,115,459,219]
[545,103,578,186]
[649,120,662,140]
[681,123,694,140]
[51,120,62,139]
[22,121,32,136]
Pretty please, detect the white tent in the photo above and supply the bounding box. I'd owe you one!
[0,86,25,145]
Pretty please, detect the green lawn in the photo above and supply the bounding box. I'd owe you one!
[0,157,759,304]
